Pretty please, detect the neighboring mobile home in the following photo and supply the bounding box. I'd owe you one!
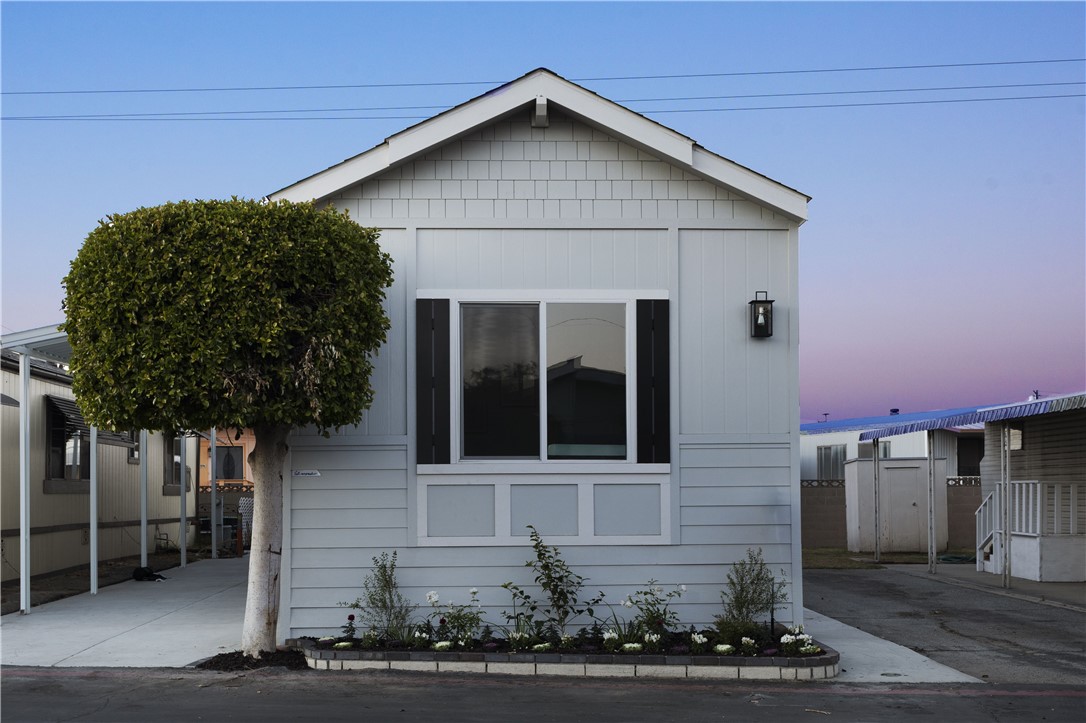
[268,69,809,640]
[0,349,197,586]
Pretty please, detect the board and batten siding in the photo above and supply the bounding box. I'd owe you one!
[284,107,802,639]
[1,367,196,582]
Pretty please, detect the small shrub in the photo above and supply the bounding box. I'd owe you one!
[502,525,602,639]
[341,551,417,641]
[715,547,788,636]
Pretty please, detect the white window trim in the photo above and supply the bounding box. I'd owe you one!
[416,472,672,547]
[416,288,672,546]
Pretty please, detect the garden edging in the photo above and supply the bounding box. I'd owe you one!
[288,639,841,680]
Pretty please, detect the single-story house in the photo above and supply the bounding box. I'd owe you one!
[799,409,986,551]
[267,68,810,640]
[0,346,198,590]
[854,393,1085,582]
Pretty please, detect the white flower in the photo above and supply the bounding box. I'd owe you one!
[780,634,796,645]
[644,632,660,644]
[621,643,643,652]
[691,632,708,645]
[798,634,813,644]
[425,590,440,605]
[318,636,335,642]
[433,640,453,651]
[799,644,822,655]
[509,631,528,641]
[414,630,430,640]
[603,629,619,641]
[713,644,735,654]
[333,641,353,649]
[622,599,634,609]
[469,587,478,594]
[680,585,687,592]
[741,637,755,646]
[531,643,551,652]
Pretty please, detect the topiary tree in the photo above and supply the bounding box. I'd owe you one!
[62,198,393,656]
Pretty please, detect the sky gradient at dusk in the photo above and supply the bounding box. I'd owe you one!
[2,1,1083,422]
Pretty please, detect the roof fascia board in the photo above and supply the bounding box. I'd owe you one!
[691,149,808,222]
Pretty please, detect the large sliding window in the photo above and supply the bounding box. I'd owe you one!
[418,296,668,465]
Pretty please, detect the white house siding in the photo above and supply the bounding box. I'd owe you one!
[980,409,1086,500]
[284,108,801,639]
[1,366,196,583]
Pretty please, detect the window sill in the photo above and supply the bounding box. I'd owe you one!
[418,462,670,476]
[43,478,89,494]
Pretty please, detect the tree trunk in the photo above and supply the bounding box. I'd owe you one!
[240,423,291,657]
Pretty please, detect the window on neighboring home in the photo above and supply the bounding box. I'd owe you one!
[161,433,191,494]
[44,395,129,489]
[816,444,845,481]
[127,430,140,463]
[46,397,90,480]
[215,446,246,480]
[418,297,669,465]
[858,440,891,459]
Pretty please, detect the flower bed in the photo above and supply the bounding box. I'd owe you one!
[289,637,840,680]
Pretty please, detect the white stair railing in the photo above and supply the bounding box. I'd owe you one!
[975,491,999,572]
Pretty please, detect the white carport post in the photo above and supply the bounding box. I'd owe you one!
[179,433,188,567]
[926,430,937,575]
[139,429,149,567]
[210,428,218,559]
[18,352,31,613]
[1000,422,1012,589]
[90,426,99,593]
[872,436,881,564]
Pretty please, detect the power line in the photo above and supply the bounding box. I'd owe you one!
[2,58,1083,95]
[4,92,1081,121]
[6,82,1080,121]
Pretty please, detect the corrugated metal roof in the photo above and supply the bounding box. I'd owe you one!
[857,392,1086,440]
[800,405,985,435]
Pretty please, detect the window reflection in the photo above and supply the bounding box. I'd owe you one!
[546,303,626,459]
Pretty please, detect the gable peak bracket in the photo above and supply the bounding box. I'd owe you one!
[530,95,549,128]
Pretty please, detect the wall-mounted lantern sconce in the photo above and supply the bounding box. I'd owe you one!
[749,291,774,338]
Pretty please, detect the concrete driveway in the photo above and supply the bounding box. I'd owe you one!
[804,564,1086,685]
[0,556,247,667]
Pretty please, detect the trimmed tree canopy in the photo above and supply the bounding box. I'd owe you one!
[62,198,393,434]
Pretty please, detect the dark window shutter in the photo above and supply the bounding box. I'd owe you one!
[636,299,670,463]
[416,299,451,464]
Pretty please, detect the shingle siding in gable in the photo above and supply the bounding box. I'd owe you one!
[328,111,786,223]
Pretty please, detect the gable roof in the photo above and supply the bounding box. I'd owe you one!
[269,68,809,222]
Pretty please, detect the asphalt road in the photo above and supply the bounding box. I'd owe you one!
[803,567,1086,686]
[1,667,1084,723]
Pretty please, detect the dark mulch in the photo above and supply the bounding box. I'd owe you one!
[196,649,310,671]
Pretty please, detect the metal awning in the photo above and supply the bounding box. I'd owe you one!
[858,392,1086,440]
[45,395,130,445]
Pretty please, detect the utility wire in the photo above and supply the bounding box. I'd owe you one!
[3,93,1082,121]
[2,58,1083,95]
[5,81,1081,120]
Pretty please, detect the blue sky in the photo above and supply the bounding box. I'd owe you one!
[2,1,1083,420]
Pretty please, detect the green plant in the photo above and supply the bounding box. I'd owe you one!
[715,547,788,637]
[502,525,602,639]
[341,551,417,641]
[625,580,685,635]
[426,588,485,646]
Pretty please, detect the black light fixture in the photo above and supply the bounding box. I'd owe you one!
[749,291,774,338]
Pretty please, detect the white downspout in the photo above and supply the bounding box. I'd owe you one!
[873,436,881,563]
[927,430,936,574]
